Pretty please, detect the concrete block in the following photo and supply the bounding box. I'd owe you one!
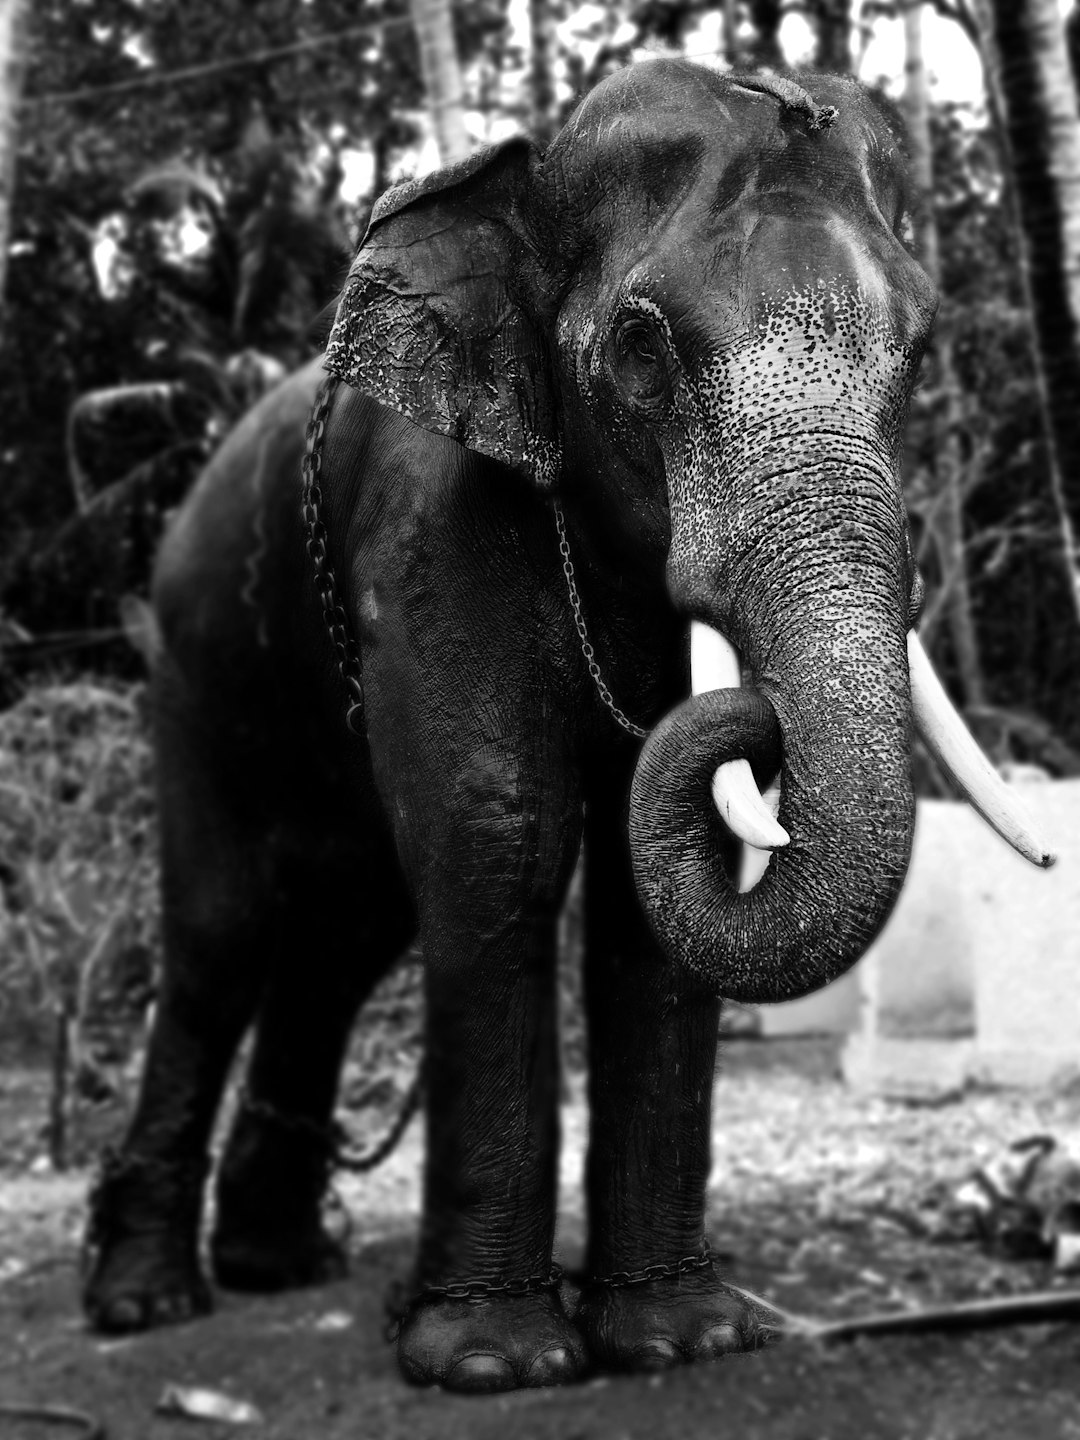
[758,968,860,1036]
[969,778,1080,1087]
[842,778,1076,1092]
[842,1033,975,1100]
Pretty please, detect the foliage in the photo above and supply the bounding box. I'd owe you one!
[903,101,1080,763]
[0,678,158,1066]
[0,0,508,642]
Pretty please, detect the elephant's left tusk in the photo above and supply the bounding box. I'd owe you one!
[908,631,1056,869]
[690,621,790,851]
[711,759,790,851]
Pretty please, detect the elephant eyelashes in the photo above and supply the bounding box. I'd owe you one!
[612,318,674,415]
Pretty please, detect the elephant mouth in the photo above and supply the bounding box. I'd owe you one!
[691,620,1054,872]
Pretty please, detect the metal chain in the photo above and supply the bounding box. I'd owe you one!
[83,1149,209,1274]
[552,499,649,740]
[298,380,425,1178]
[586,1245,715,1290]
[415,1264,565,1305]
[303,387,645,749]
[239,1080,423,1176]
[300,375,365,735]
[385,1264,565,1340]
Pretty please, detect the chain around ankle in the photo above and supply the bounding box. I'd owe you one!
[585,1244,714,1289]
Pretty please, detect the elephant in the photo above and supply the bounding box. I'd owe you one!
[82,60,1052,1393]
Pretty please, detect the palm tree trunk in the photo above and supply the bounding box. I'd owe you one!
[409,0,471,167]
[971,0,1080,624]
[0,0,29,310]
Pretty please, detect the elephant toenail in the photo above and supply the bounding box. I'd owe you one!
[694,1323,743,1359]
[524,1344,579,1387]
[444,1353,516,1394]
[631,1338,682,1371]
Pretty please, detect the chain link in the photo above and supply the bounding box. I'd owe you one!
[552,499,649,740]
[303,387,645,748]
[301,375,365,734]
[586,1245,715,1289]
[417,1264,564,1305]
[385,1264,566,1340]
[239,1080,423,1176]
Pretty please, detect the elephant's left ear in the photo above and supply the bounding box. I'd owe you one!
[325,138,559,488]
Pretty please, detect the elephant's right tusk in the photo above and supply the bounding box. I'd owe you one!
[690,621,791,851]
[908,631,1056,869]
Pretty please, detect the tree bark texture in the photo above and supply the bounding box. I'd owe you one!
[409,0,471,167]
[972,0,1080,622]
[0,0,29,311]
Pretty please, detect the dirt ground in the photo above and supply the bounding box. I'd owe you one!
[3,1037,1080,1440]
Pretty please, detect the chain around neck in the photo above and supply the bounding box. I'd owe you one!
[303,393,647,745]
[552,500,649,741]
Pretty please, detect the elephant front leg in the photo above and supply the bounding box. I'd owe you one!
[390,807,586,1393]
[577,789,766,1371]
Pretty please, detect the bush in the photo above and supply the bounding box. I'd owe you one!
[0,679,159,1064]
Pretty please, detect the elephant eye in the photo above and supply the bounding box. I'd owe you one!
[612,318,673,413]
[627,327,659,364]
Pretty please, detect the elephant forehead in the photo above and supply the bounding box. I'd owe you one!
[540,63,908,259]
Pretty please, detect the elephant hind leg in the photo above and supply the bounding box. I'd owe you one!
[83,733,282,1333]
[211,834,416,1294]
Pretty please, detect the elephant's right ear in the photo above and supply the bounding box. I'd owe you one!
[325,139,559,488]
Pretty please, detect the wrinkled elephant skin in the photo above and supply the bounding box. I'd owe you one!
[85,63,947,1391]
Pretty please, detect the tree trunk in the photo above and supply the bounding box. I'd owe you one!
[747,0,785,69]
[0,0,29,310]
[971,0,1080,623]
[529,0,558,144]
[721,0,740,67]
[903,0,986,708]
[812,0,853,72]
[409,0,471,167]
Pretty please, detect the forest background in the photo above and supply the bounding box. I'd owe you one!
[1,0,1080,1148]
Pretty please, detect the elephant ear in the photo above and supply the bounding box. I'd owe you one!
[325,139,559,488]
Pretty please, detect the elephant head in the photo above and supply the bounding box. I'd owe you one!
[326,61,1052,1004]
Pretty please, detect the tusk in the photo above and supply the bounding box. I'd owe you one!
[690,618,743,694]
[712,759,790,851]
[690,621,790,851]
[908,631,1056,869]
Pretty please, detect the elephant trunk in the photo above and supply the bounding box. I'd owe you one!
[631,445,917,1003]
[629,618,913,1003]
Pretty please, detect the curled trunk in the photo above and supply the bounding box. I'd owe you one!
[629,644,915,1003]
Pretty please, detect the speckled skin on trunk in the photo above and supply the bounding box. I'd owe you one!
[82,61,938,1393]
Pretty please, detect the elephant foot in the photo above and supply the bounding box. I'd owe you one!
[82,1149,211,1334]
[211,1227,348,1293]
[396,1291,587,1393]
[574,1261,767,1373]
[210,1094,347,1294]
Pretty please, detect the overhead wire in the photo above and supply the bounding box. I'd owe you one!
[22,16,412,110]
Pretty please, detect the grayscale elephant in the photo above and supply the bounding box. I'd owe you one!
[83,60,1052,1393]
